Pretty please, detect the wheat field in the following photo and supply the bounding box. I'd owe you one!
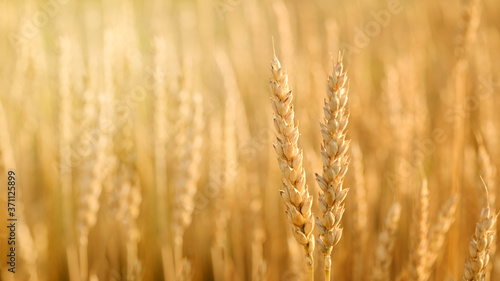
[0,0,499,280]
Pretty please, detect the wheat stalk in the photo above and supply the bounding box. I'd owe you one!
[463,200,497,280]
[475,133,497,281]
[475,132,496,209]
[456,0,481,58]
[315,52,350,280]
[172,92,204,280]
[351,142,367,281]
[270,53,315,280]
[152,35,179,281]
[451,0,482,196]
[423,195,459,280]
[57,37,81,281]
[373,202,402,281]
[408,178,430,281]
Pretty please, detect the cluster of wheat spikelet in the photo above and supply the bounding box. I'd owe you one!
[373,202,401,281]
[2,0,500,280]
[315,52,350,279]
[463,203,497,280]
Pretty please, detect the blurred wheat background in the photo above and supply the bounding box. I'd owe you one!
[0,0,499,280]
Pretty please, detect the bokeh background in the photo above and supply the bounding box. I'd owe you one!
[0,0,500,280]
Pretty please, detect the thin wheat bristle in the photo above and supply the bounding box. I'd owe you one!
[172,91,204,279]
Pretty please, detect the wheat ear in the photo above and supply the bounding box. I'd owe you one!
[57,37,81,281]
[373,202,402,281]
[315,52,350,280]
[77,31,116,281]
[475,131,496,210]
[351,142,367,281]
[172,92,204,280]
[152,35,178,281]
[409,178,430,281]
[463,198,497,280]
[423,195,458,280]
[475,133,497,281]
[270,54,315,280]
[115,180,142,279]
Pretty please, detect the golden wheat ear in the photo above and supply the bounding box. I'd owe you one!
[408,177,430,281]
[423,195,458,280]
[463,179,498,281]
[315,52,350,281]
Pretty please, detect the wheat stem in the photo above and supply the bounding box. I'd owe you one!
[463,204,497,280]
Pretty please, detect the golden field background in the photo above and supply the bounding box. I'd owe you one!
[0,0,499,280]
